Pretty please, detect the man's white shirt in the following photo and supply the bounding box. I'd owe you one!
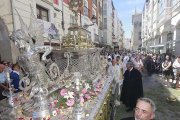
[108,64,120,81]
[173,59,180,68]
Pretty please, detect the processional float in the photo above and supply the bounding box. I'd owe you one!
[0,0,116,120]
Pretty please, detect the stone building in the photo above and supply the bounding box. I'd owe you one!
[131,8,142,51]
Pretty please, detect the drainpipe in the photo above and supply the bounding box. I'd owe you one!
[11,0,16,31]
[61,0,65,31]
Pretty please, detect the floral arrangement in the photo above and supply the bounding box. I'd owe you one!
[55,80,98,109]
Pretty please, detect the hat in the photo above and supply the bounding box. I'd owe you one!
[167,96,176,102]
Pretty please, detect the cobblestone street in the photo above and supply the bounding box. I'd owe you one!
[115,73,180,120]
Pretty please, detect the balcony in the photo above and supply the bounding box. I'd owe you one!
[99,5,102,15]
[172,0,180,12]
[94,34,99,43]
[84,6,90,18]
[99,21,103,30]
[93,0,97,6]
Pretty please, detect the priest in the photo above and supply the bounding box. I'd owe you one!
[120,62,143,112]
[108,59,120,82]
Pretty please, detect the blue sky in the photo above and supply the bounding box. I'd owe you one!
[113,0,145,38]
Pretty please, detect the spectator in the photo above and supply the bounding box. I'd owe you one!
[120,98,156,120]
[130,53,136,62]
[151,56,156,74]
[155,56,162,75]
[0,64,8,100]
[146,55,152,76]
[8,62,13,72]
[172,56,180,82]
[10,63,22,93]
[133,56,143,73]
[162,55,172,86]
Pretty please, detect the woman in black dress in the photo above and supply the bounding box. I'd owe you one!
[155,56,162,75]
[162,55,172,86]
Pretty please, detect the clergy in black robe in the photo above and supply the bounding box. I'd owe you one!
[120,62,143,111]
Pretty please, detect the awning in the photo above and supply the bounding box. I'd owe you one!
[149,39,180,48]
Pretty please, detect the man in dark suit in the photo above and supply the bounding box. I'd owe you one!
[120,62,143,112]
[121,98,156,120]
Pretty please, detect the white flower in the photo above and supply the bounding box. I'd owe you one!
[52,110,57,116]
[64,91,74,99]
[85,83,91,90]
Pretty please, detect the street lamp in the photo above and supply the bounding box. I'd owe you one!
[83,15,97,28]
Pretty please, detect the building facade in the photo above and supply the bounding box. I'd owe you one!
[103,0,113,47]
[131,9,142,51]
[141,0,180,57]
[124,38,131,50]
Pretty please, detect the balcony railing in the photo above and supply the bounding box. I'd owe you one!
[84,6,90,18]
[99,5,102,15]
[94,34,99,42]
[93,0,97,6]
[99,21,103,30]
[159,7,172,20]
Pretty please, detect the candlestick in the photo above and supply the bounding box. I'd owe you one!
[76,78,80,91]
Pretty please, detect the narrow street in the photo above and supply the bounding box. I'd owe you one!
[115,73,180,120]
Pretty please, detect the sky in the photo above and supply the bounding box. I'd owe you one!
[113,0,145,38]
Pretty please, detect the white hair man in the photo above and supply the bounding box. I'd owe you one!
[121,98,156,120]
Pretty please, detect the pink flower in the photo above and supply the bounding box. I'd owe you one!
[54,100,58,105]
[81,88,87,94]
[60,89,68,96]
[80,97,84,103]
[66,99,74,106]
[73,92,77,96]
[85,94,91,99]
[90,91,95,95]
[59,105,63,108]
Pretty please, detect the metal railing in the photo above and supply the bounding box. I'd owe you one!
[84,6,90,18]
[99,21,103,30]
[99,5,102,15]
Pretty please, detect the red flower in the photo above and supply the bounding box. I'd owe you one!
[59,104,63,108]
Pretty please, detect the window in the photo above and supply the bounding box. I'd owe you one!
[36,5,49,21]
[93,8,96,16]
[54,0,59,5]
[70,15,75,27]
[84,0,88,7]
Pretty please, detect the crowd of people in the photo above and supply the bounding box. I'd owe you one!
[0,61,21,100]
[104,51,180,86]
[103,50,180,119]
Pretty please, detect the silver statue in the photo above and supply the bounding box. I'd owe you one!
[10,6,62,119]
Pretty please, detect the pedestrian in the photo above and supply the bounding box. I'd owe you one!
[130,53,136,62]
[0,64,8,100]
[133,56,143,73]
[172,56,180,82]
[146,55,152,76]
[162,55,172,86]
[154,56,162,75]
[151,56,156,74]
[120,62,143,112]
[120,98,156,120]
